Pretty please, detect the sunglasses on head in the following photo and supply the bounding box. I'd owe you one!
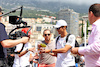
[44,34,50,36]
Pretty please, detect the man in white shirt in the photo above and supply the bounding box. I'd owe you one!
[40,20,76,67]
[13,28,35,67]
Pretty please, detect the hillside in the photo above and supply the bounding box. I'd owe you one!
[0,0,89,19]
[0,0,89,13]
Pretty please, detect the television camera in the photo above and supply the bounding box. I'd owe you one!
[0,6,32,54]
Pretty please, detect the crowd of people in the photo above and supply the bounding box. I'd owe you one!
[0,3,100,67]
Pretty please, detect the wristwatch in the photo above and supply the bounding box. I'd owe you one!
[26,48,29,52]
[51,49,52,53]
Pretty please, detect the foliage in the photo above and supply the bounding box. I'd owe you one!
[8,9,57,19]
[86,20,89,36]
[81,19,84,38]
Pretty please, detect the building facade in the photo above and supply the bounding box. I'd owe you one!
[58,8,79,37]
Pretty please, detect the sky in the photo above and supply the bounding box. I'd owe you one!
[38,0,100,5]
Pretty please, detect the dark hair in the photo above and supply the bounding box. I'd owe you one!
[43,29,51,34]
[89,3,100,17]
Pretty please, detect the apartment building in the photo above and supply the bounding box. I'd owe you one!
[58,8,79,37]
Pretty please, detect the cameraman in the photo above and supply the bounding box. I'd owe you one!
[0,7,29,67]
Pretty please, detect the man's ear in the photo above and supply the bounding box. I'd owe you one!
[90,11,94,17]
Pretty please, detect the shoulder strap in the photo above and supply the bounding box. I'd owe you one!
[66,34,79,47]
[55,36,60,49]
[56,34,72,48]
[75,40,79,47]
[19,44,25,53]
[56,36,60,44]
[15,44,25,54]
[66,34,71,42]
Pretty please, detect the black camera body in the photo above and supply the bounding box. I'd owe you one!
[9,16,20,24]
[9,16,27,25]
[7,16,27,54]
[9,30,27,40]
[1,6,33,66]
[1,6,32,54]
[7,31,27,54]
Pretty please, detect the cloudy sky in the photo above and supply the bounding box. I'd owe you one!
[38,0,100,5]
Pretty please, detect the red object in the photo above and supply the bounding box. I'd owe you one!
[21,28,31,35]
[38,63,55,67]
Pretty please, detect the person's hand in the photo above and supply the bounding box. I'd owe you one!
[33,60,39,64]
[28,47,35,52]
[71,47,80,55]
[29,54,39,62]
[37,44,42,50]
[21,37,29,44]
[33,55,39,59]
[49,53,54,56]
[45,50,51,53]
[39,48,45,54]
[40,49,50,54]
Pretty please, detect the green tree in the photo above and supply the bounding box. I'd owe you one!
[86,20,89,37]
[81,19,84,38]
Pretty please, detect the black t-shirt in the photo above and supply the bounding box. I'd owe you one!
[0,23,8,58]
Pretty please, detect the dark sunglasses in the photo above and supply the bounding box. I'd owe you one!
[56,27,61,30]
[56,26,64,30]
[44,34,50,36]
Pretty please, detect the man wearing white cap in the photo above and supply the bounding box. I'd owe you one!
[40,20,76,67]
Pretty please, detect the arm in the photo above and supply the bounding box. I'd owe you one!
[72,26,100,55]
[53,34,75,53]
[18,49,28,57]
[71,47,83,55]
[18,47,35,57]
[1,37,29,48]
[49,53,57,57]
[78,25,100,55]
[41,35,75,54]
[42,45,72,53]
[0,23,29,48]
[53,45,72,53]
[29,53,33,62]
[30,54,39,64]
[78,43,100,55]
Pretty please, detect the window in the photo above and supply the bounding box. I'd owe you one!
[36,27,41,31]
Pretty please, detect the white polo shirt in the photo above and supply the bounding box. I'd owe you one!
[55,34,75,67]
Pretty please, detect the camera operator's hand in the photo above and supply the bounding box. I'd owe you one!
[21,37,29,44]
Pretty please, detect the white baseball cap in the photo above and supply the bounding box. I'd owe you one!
[54,20,67,28]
